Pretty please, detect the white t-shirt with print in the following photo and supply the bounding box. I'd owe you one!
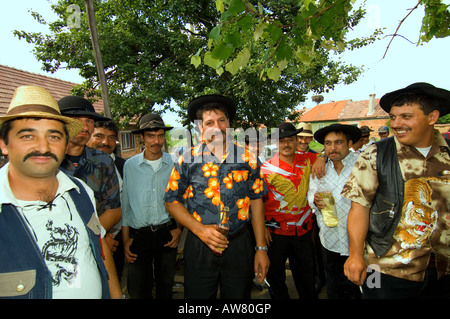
[0,164,105,299]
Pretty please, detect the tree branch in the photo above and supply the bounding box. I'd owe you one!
[382,0,421,59]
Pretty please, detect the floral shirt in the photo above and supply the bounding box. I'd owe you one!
[261,152,317,236]
[164,141,267,235]
[341,131,450,282]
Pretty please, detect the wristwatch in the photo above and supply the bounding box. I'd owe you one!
[255,245,268,252]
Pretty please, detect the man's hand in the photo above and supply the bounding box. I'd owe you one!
[164,227,182,248]
[254,251,270,283]
[311,156,326,179]
[105,232,119,252]
[196,224,229,254]
[344,254,367,286]
[313,192,326,209]
[123,237,137,263]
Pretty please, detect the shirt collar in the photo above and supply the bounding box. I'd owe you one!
[137,151,171,165]
[394,129,449,154]
[0,163,80,210]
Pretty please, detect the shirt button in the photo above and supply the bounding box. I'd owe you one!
[16,284,25,292]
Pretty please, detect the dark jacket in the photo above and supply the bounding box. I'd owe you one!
[367,137,404,257]
[0,177,109,299]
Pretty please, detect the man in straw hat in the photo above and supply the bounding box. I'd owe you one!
[261,122,319,299]
[342,82,450,298]
[121,113,182,299]
[0,85,121,298]
[307,124,362,299]
[297,122,316,153]
[58,95,122,253]
[165,94,269,298]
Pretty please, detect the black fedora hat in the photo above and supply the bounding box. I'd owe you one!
[58,95,110,121]
[314,124,362,145]
[187,94,236,123]
[131,113,173,134]
[268,122,303,140]
[380,82,450,116]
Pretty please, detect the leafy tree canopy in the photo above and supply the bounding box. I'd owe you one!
[13,0,448,128]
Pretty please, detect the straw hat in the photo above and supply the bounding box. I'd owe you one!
[297,122,314,137]
[0,85,84,138]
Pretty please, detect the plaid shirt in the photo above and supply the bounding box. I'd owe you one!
[60,146,121,215]
[308,151,359,255]
[164,141,267,236]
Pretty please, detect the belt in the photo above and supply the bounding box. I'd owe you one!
[130,219,177,237]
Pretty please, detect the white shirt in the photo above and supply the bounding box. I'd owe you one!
[0,163,105,299]
[307,151,359,256]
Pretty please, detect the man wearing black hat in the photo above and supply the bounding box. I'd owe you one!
[307,124,362,299]
[342,82,450,298]
[165,95,269,299]
[58,96,122,243]
[121,114,181,299]
[261,122,319,299]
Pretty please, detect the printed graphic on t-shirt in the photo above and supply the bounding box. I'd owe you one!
[41,220,80,287]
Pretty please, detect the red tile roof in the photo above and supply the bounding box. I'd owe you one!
[299,97,389,123]
[340,98,388,120]
[299,99,351,122]
[0,64,103,115]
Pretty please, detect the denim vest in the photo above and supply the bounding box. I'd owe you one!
[0,177,110,299]
[367,137,404,257]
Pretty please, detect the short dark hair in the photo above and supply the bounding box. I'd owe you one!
[391,92,439,115]
[94,120,119,137]
[0,118,69,145]
[195,102,230,121]
[325,130,352,144]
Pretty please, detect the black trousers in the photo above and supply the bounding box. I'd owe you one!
[127,227,177,299]
[267,231,317,299]
[183,228,253,299]
[321,245,361,299]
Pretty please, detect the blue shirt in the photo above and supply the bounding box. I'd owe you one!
[122,151,174,229]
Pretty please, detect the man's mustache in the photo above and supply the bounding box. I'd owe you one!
[23,151,59,162]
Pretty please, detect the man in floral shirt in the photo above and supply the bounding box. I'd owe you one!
[164,94,269,299]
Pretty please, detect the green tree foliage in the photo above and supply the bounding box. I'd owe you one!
[13,0,377,129]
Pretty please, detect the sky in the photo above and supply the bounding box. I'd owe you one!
[1,0,449,126]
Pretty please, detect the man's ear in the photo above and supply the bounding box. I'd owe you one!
[428,109,440,126]
[0,138,8,156]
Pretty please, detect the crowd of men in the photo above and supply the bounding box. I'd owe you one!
[0,82,448,299]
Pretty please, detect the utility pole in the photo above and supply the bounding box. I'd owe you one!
[84,0,112,119]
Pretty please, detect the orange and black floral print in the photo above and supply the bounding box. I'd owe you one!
[204,178,222,206]
[237,196,250,221]
[164,141,267,234]
[166,167,180,192]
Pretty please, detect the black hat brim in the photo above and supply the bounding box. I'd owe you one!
[268,128,303,140]
[60,109,111,121]
[131,126,173,134]
[314,124,362,145]
[188,94,236,123]
[380,82,450,117]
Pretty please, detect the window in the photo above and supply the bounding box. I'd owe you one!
[120,131,135,150]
